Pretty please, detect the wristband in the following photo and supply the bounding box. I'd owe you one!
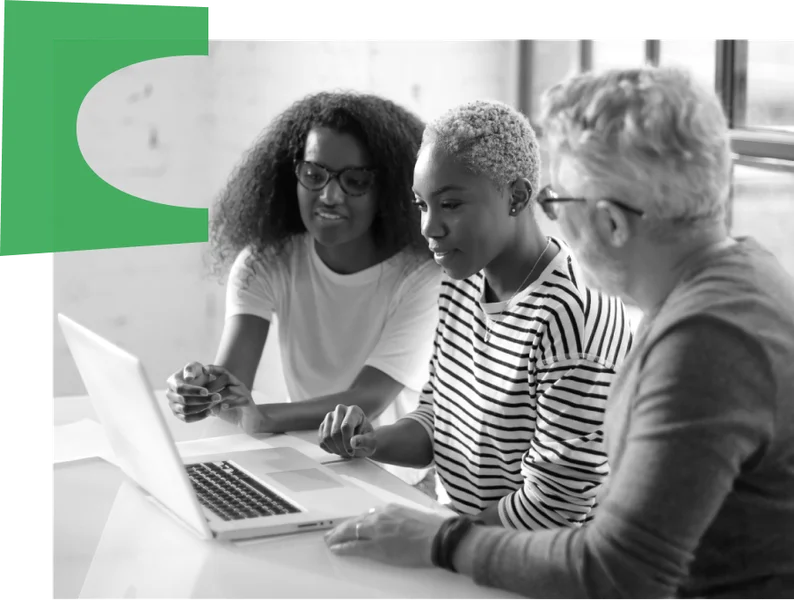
[431,516,478,572]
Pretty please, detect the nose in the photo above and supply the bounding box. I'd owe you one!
[420,206,446,241]
[318,177,345,206]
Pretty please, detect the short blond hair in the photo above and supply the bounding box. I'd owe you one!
[421,100,541,197]
[540,66,732,230]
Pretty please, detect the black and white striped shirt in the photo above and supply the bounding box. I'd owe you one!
[403,237,633,530]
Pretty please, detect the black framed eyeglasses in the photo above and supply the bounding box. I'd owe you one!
[537,184,646,221]
[294,160,377,197]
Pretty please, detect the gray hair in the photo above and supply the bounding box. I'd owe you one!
[540,66,732,234]
[421,100,541,198]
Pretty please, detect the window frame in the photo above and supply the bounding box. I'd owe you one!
[518,40,794,169]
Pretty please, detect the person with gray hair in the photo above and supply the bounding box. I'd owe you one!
[319,99,632,531]
[321,66,794,599]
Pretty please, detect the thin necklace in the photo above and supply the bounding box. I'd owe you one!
[484,239,551,344]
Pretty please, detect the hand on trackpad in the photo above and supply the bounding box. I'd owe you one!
[269,468,344,493]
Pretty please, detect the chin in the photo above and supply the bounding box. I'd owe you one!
[310,227,355,248]
[439,259,477,281]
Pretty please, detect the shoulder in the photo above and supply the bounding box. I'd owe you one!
[384,250,442,295]
[527,240,589,328]
[644,311,775,384]
[531,239,631,366]
[228,236,306,288]
[639,314,777,426]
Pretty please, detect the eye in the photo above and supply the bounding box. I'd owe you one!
[303,167,325,183]
[412,198,427,212]
[440,200,461,210]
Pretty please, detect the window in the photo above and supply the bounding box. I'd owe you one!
[745,41,794,132]
[524,40,579,124]
[730,165,794,276]
[659,40,716,88]
[591,40,645,71]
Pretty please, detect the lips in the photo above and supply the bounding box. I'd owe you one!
[430,248,458,266]
[315,209,347,221]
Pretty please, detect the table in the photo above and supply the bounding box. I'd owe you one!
[54,392,519,599]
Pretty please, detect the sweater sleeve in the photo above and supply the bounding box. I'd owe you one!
[469,317,776,598]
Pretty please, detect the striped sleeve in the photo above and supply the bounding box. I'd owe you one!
[498,356,616,530]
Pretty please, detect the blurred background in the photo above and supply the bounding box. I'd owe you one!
[55,39,794,398]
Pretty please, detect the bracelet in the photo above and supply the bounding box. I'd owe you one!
[431,516,478,572]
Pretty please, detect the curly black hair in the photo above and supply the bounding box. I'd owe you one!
[209,91,431,277]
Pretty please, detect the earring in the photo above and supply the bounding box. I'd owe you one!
[510,207,517,215]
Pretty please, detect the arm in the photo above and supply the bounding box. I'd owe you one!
[372,328,440,468]
[492,358,614,530]
[252,260,441,433]
[455,318,776,598]
[213,314,401,433]
[214,314,269,391]
[369,417,434,469]
[257,366,405,433]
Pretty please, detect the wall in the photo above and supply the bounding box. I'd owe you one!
[55,41,522,397]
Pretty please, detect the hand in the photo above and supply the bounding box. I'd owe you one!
[204,365,267,435]
[166,361,226,423]
[318,404,376,459]
[324,504,447,568]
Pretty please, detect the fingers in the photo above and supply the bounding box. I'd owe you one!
[203,374,230,395]
[167,392,212,423]
[182,361,210,382]
[321,405,363,457]
[350,432,377,456]
[165,389,223,406]
[324,515,368,546]
[213,393,250,409]
[338,407,364,456]
[318,411,333,454]
[318,406,375,458]
[205,364,242,388]
[325,404,351,457]
[325,540,373,557]
[173,408,211,423]
[167,363,211,397]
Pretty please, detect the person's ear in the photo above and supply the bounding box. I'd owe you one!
[508,178,533,216]
[593,200,631,248]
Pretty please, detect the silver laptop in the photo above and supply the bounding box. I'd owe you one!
[58,313,382,541]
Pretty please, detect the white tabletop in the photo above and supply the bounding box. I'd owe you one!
[54,392,519,599]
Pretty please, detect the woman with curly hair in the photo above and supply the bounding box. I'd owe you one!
[165,91,441,485]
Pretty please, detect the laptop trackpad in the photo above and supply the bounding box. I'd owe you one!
[269,468,344,493]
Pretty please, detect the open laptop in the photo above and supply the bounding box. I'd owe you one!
[58,313,383,541]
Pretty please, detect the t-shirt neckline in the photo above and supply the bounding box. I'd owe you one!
[309,236,388,286]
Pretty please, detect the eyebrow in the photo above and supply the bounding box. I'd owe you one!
[412,184,468,198]
[302,159,373,171]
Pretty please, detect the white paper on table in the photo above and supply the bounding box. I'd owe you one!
[54,419,115,464]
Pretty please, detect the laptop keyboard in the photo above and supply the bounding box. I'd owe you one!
[186,461,301,521]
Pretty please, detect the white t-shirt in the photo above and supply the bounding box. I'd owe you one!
[225,234,442,483]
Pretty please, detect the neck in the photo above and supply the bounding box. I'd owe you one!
[314,235,384,275]
[626,225,731,315]
[483,216,553,302]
